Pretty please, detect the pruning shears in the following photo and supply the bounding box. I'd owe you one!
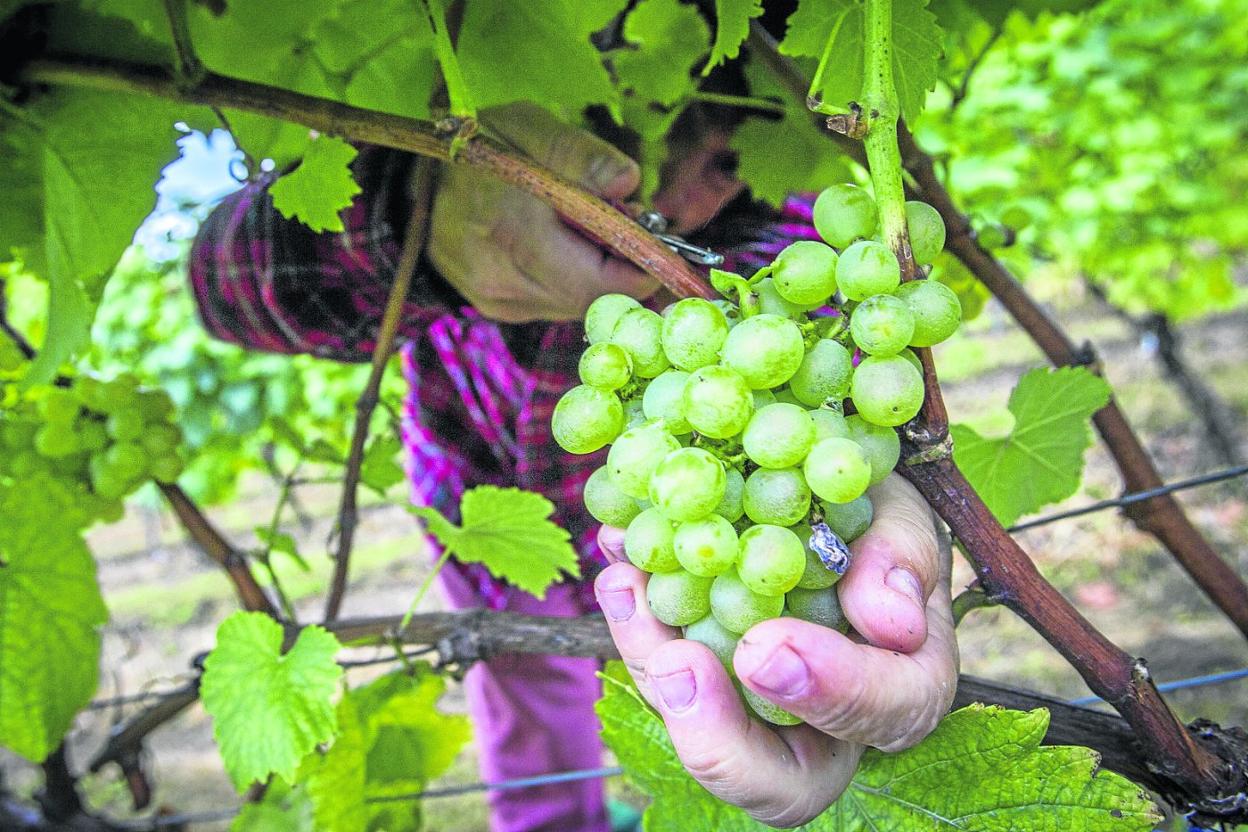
[635,210,725,267]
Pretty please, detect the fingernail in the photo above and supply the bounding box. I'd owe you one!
[598,586,635,621]
[747,644,810,697]
[886,567,924,608]
[652,669,696,713]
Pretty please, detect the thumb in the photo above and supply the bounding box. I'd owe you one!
[483,102,640,200]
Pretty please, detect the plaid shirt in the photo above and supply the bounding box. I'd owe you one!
[189,145,817,610]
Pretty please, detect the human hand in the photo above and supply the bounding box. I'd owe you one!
[594,474,958,828]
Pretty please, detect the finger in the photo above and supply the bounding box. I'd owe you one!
[594,562,679,702]
[838,474,942,652]
[733,607,958,752]
[646,640,864,828]
[597,526,627,564]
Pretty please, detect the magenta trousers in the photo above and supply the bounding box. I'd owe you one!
[437,564,610,832]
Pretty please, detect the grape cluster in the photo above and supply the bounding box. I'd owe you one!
[0,374,185,525]
[552,186,960,725]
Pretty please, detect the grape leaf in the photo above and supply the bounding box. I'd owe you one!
[779,0,943,123]
[270,136,362,234]
[952,367,1111,527]
[231,779,315,832]
[254,527,309,571]
[300,696,368,832]
[410,486,581,599]
[0,478,108,762]
[731,60,851,205]
[597,664,1161,831]
[614,0,710,108]
[360,434,406,496]
[703,0,765,73]
[201,612,344,790]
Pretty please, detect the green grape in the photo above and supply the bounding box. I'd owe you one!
[844,415,900,485]
[849,294,915,357]
[141,423,182,456]
[674,514,739,576]
[850,354,924,427]
[710,570,785,634]
[741,684,802,726]
[37,388,81,424]
[898,347,923,373]
[769,241,838,306]
[786,586,849,632]
[9,451,42,477]
[94,496,126,524]
[809,408,851,442]
[661,298,730,371]
[754,277,814,319]
[820,494,874,542]
[648,447,727,521]
[585,293,642,344]
[751,389,777,410]
[683,614,739,669]
[803,437,871,504]
[642,370,692,434]
[622,396,647,429]
[2,419,38,449]
[585,466,643,527]
[149,453,185,484]
[714,466,746,522]
[0,336,23,372]
[104,442,147,481]
[74,377,107,412]
[107,409,145,442]
[578,343,633,390]
[78,420,109,453]
[894,280,962,347]
[793,524,840,590]
[647,569,714,626]
[681,365,753,439]
[743,467,811,527]
[813,184,878,248]
[788,339,852,406]
[720,314,805,390]
[1000,205,1033,231]
[976,223,1008,249]
[607,421,681,498]
[836,240,900,301]
[905,201,946,265]
[34,422,80,458]
[611,308,670,378]
[97,376,141,414]
[773,387,802,406]
[136,390,175,423]
[89,458,130,500]
[624,507,680,572]
[551,384,624,454]
[737,524,806,596]
[742,403,815,469]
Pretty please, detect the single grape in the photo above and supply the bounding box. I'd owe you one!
[585,466,643,527]
[642,370,692,434]
[772,387,802,406]
[106,409,145,442]
[803,437,871,504]
[96,376,141,414]
[78,420,109,453]
[714,466,746,522]
[898,347,923,373]
[9,451,43,477]
[742,403,815,469]
[850,354,924,427]
[769,241,838,306]
[820,493,874,542]
[894,280,962,347]
[89,457,130,500]
[905,201,946,265]
[585,294,642,344]
[788,339,852,406]
[849,294,915,357]
[751,389,777,410]
[622,397,647,429]
[720,314,804,390]
[683,614,739,669]
[786,586,849,632]
[2,419,38,449]
[674,514,739,577]
[141,423,182,456]
[37,388,81,424]
[793,524,841,590]
[813,184,878,248]
[743,467,811,527]
[754,277,813,319]
[649,447,727,522]
[809,408,851,442]
[710,570,785,634]
[104,442,147,482]
[607,421,680,498]
[611,307,670,378]
[74,377,107,412]
[647,569,714,626]
[624,508,680,572]
[551,384,624,454]
[661,298,729,371]
[34,422,81,458]
[149,453,185,484]
[681,365,753,439]
[136,390,175,423]
[844,415,900,485]
[837,240,900,301]
[740,684,802,726]
[93,496,126,525]
[738,524,806,596]
[578,343,633,390]
[0,336,23,372]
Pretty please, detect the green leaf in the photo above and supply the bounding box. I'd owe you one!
[201,613,344,790]
[779,0,943,123]
[614,0,710,108]
[952,367,1111,526]
[360,434,405,496]
[598,666,1161,831]
[355,669,471,790]
[255,527,309,571]
[703,0,764,73]
[410,486,581,599]
[0,478,108,762]
[270,136,363,234]
[231,779,315,832]
[300,696,369,832]
[730,60,852,206]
